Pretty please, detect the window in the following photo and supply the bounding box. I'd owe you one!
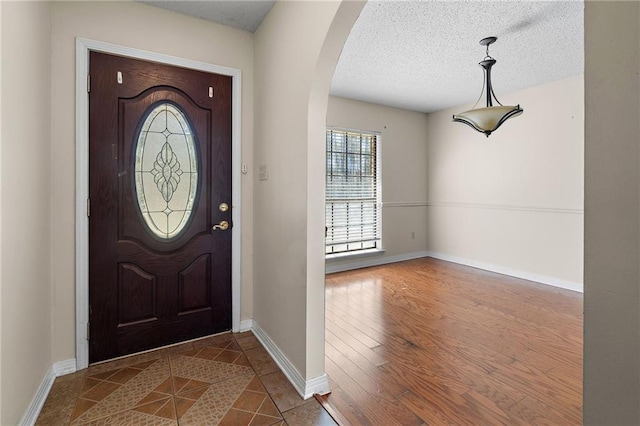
[325,129,381,255]
[134,103,198,240]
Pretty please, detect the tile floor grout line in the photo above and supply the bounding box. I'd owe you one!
[74,357,172,425]
[256,392,286,423]
[68,372,89,425]
[41,333,324,425]
[168,350,181,426]
[209,365,244,424]
[233,334,286,424]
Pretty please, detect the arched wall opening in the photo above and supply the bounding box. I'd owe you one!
[252,0,365,397]
[310,1,640,423]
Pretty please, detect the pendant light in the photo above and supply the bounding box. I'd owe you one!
[453,37,523,137]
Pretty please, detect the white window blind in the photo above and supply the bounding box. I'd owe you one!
[326,129,381,255]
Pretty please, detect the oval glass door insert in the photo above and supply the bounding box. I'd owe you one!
[134,103,198,240]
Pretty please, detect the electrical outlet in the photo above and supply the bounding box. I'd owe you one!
[241,163,248,174]
[411,232,416,240]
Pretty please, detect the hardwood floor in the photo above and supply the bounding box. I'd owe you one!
[320,257,583,425]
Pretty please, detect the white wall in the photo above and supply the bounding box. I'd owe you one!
[326,96,429,271]
[425,75,584,289]
[50,1,255,362]
[254,0,325,381]
[253,1,364,385]
[584,1,640,423]
[0,2,53,423]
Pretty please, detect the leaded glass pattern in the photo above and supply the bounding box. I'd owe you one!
[134,103,198,240]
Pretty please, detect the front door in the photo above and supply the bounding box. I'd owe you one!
[88,52,232,363]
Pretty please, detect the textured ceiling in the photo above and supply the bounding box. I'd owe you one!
[332,1,584,113]
[140,0,584,114]
[140,0,276,33]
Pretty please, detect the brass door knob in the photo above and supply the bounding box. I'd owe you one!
[212,220,229,231]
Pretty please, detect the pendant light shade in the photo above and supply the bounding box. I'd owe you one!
[453,37,523,137]
[453,105,523,135]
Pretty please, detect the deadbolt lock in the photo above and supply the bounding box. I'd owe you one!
[219,202,229,212]
[212,220,229,231]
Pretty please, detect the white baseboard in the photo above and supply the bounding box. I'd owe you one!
[303,373,331,397]
[251,321,330,399]
[426,251,583,293]
[326,250,430,274]
[53,358,78,376]
[18,366,55,426]
[239,319,254,332]
[19,358,77,426]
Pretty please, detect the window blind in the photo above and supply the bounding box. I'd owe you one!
[326,129,381,254]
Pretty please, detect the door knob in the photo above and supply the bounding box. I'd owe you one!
[212,220,229,231]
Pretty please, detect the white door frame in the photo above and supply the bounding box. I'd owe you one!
[75,38,243,370]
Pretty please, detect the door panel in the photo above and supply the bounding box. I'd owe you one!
[89,52,232,363]
[118,263,157,325]
[179,254,211,313]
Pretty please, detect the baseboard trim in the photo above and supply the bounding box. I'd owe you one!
[18,366,55,426]
[304,373,331,397]
[326,250,430,274]
[19,358,77,426]
[251,321,330,399]
[239,319,253,332]
[426,251,584,293]
[53,358,78,377]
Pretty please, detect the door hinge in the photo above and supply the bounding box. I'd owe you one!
[86,322,90,341]
[87,74,91,93]
[87,198,91,217]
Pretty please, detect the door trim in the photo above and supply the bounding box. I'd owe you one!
[75,37,243,370]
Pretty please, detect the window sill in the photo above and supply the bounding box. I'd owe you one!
[326,248,386,262]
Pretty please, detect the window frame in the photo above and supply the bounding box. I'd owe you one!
[325,127,382,258]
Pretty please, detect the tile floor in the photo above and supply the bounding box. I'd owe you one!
[36,332,337,425]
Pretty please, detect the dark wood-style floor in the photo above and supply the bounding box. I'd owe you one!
[319,257,583,425]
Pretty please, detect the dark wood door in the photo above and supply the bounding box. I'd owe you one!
[88,52,232,363]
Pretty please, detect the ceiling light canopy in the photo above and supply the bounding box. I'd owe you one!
[453,37,523,137]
